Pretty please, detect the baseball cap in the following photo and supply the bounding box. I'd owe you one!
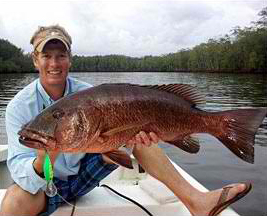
[30,25,72,52]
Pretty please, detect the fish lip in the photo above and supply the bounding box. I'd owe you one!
[18,129,56,149]
[19,136,44,149]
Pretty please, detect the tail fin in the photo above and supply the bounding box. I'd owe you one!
[216,108,267,164]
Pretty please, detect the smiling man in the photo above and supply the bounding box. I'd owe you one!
[31,26,72,100]
[0,25,251,216]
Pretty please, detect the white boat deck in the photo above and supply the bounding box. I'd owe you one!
[0,145,8,162]
[51,161,239,216]
[0,156,239,216]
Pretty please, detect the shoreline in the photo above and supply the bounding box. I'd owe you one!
[0,69,267,74]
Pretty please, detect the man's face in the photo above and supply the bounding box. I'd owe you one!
[33,40,71,89]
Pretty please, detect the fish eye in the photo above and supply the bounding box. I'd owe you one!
[52,109,65,119]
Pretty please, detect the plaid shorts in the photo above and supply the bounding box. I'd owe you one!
[39,153,118,216]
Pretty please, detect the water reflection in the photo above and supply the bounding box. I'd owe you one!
[0,73,38,117]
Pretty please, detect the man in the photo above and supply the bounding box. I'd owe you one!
[0,25,251,216]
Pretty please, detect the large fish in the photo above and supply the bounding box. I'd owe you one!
[18,83,267,168]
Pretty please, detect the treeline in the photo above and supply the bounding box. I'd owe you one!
[0,7,266,73]
[0,39,34,72]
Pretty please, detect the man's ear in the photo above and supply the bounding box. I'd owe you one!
[31,52,39,69]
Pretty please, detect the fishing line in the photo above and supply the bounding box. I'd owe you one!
[43,152,153,216]
[100,184,154,216]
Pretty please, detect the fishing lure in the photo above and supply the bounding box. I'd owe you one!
[43,152,57,197]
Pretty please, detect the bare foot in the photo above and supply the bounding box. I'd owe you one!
[189,183,250,216]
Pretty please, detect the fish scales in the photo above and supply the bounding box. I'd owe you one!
[93,85,200,144]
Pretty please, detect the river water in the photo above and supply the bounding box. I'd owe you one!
[0,72,266,216]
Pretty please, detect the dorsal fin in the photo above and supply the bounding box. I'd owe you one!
[143,84,206,106]
[100,83,205,106]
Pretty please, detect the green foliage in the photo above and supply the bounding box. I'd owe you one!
[0,7,266,74]
[0,39,35,73]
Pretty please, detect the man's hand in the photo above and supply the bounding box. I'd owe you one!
[126,131,160,150]
[33,150,59,176]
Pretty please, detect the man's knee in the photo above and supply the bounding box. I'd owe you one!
[1,184,46,215]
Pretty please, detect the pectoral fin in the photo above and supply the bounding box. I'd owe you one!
[168,135,200,154]
[103,150,133,169]
[102,122,149,137]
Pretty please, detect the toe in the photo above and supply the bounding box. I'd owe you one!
[224,183,248,201]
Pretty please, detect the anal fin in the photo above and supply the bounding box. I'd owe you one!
[167,135,200,154]
[103,150,133,169]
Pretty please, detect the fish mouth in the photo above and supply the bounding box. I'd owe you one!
[18,129,56,150]
[19,136,44,149]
